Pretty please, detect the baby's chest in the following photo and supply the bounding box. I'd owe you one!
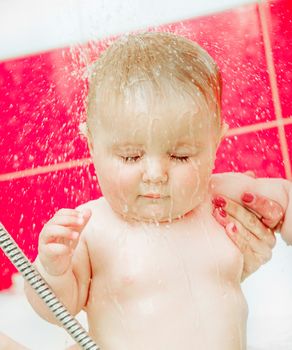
[91,222,243,298]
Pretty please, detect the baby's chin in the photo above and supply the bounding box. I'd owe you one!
[117,202,196,224]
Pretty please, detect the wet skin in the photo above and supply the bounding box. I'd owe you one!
[79,196,247,350]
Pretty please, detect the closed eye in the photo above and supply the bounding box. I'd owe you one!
[119,155,191,163]
[120,155,141,163]
[170,155,190,163]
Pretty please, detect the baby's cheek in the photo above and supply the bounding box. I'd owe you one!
[112,164,141,194]
[171,165,210,204]
[171,165,200,190]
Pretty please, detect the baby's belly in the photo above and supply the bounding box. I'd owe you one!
[86,208,247,349]
[87,280,248,350]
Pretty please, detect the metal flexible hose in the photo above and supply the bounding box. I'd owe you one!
[0,222,100,350]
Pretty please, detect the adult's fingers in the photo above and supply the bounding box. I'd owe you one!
[212,207,271,257]
[241,192,284,229]
[212,207,273,280]
[225,221,272,263]
[212,196,277,248]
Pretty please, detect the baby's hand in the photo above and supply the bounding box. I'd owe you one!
[38,208,92,276]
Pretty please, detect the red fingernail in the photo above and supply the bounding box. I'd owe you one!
[226,222,237,233]
[212,196,226,208]
[231,223,237,233]
[219,208,227,217]
[242,192,254,203]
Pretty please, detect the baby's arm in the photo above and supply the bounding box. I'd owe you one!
[210,172,292,245]
[24,208,92,324]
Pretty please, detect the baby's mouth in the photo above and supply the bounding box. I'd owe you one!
[143,193,162,199]
[142,193,170,200]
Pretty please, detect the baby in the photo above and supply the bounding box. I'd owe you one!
[21,32,291,350]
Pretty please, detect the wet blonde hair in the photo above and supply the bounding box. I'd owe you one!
[86,31,222,133]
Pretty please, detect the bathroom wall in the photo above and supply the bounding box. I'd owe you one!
[0,0,255,61]
[0,0,291,292]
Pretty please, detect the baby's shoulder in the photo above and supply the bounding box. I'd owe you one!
[76,197,116,235]
[76,197,106,213]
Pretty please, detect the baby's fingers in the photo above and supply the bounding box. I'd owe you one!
[49,215,85,231]
[41,242,72,257]
[40,224,79,244]
[38,241,75,276]
[51,208,91,229]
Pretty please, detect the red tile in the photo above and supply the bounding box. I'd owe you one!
[158,3,275,128]
[0,164,101,290]
[0,49,90,174]
[265,0,292,118]
[214,127,286,178]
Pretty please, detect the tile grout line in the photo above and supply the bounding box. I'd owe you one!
[258,0,292,179]
[1,117,292,182]
[226,116,292,136]
[0,158,92,182]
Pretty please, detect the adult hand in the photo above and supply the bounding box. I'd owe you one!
[212,192,284,281]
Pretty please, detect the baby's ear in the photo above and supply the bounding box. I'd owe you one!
[214,121,229,150]
[79,122,93,153]
[220,121,229,140]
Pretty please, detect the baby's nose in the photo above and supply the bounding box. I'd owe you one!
[142,157,168,183]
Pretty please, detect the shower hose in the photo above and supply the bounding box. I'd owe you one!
[0,222,100,350]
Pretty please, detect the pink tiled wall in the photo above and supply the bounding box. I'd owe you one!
[0,0,291,290]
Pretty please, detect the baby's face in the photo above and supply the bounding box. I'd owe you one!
[89,88,220,223]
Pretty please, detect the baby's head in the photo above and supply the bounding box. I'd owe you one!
[85,31,224,223]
